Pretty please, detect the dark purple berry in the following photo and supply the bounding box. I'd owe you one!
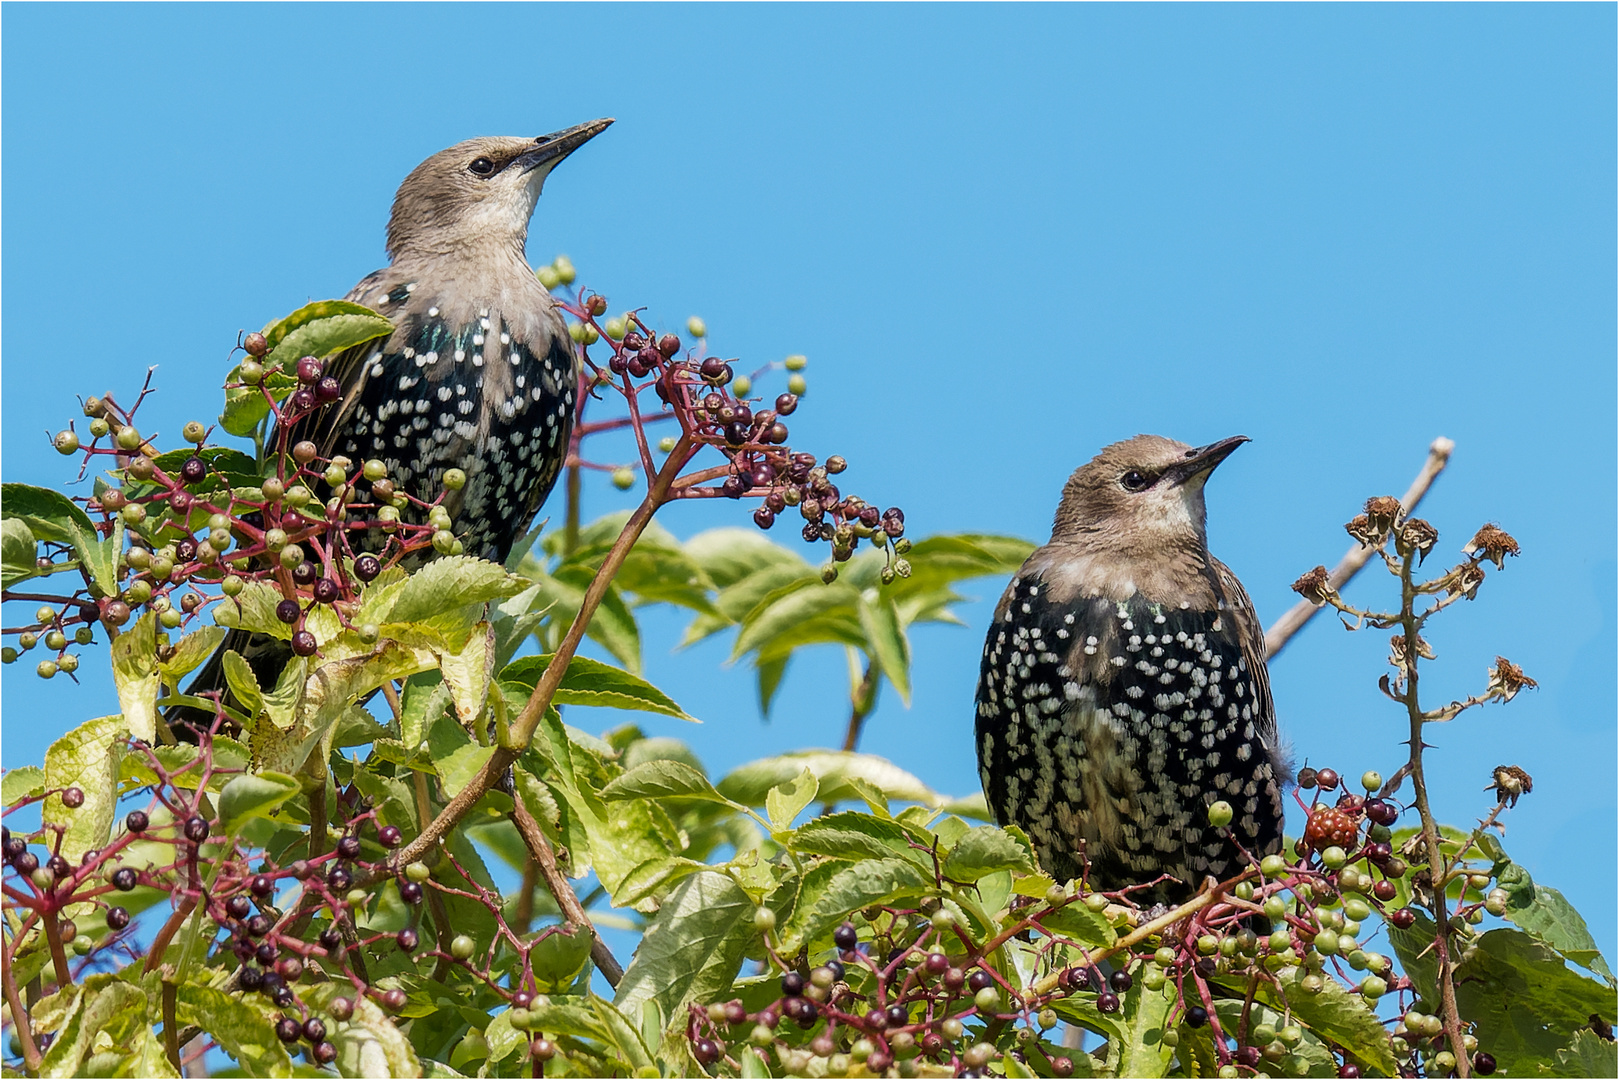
[291,631,317,657]
[335,835,361,860]
[226,896,251,920]
[825,959,845,981]
[766,422,789,444]
[692,1037,719,1065]
[380,989,407,1011]
[1473,1052,1497,1076]
[1052,1057,1075,1078]
[315,376,341,402]
[775,393,798,416]
[181,456,207,484]
[327,866,352,892]
[290,388,316,412]
[924,952,949,976]
[1365,799,1398,826]
[328,996,354,1020]
[1097,991,1120,1013]
[1390,907,1417,930]
[289,561,316,586]
[319,926,343,950]
[354,554,381,582]
[256,942,278,966]
[780,971,805,996]
[13,852,39,875]
[238,966,264,991]
[397,928,419,952]
[867,1050,892,1072]
[276,1017,302,1043]
[724,421,750,446]
[721,476,746,499]
[249,873,275,897]
[275,599,301,624]
[176,538,198,562]
[112,867,137,891]
[1315,768,1340,791]
[967,969,993,993]
[183,816,210,843]
[106,906,130,930]
[1374,879,1398,902]
[657,333,680,358]
[723,1001,747,1025]
[399,881,423,905]
[302,1017,327,1043]
[296,356,323,383]
[1109,969,1134,993]
[1184,1005,1208,1027]
[377,824,402,848]
[47,854,71,877]
[169,490,194,513]
[1235,1046,1261,1068]
[1338,1067,1361,1079]
[886,1003,909,1027]
[753,507,775,530]
[276,956,304,982]
[126,810,149,834]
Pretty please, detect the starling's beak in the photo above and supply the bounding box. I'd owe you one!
[517,118,614,173]
[1166,435,1250,487]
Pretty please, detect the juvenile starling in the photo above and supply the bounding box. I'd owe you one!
[172,120,611,735]
[974,435,1284,903]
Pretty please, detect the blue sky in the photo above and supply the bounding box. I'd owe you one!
[3,5,1613,961]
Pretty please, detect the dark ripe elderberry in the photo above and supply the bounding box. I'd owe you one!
[967,969,994,993]
[169,490,194,514]
[775,392,798,416]
[354,554,381,583]
[1338,1067,1361,1079]
[296,356,324,383]
[275,599,302,625]
[636,346,663,371]
[1296,766,1318,789]
[377,824,402,848]
[692,1038,719,1065]
[380,989,408,1012]
[226,896,252,920]
[276,1017,302,1043]
[924,952,950,976]
[765,422,788,444]
[271,985,295,1008]
[318,926,343,950]
[752,508,775,530]
[335,835,361,860]
[237,965,264,991]
[1365,799,1398,826]
[656,333,681,358]
[183,816,210,843]
[47,854,71,878]
[859,505,881,527]
[622,332,647,351]
[866,1007,889,1030]
[1373,879,1397,902]
[277,956,304,982]
[302,1017,327,1043]
[1109,969,1134,993]
[291,631,317,657]
[112,867,137,891]
[1390,907,1417,930]
[1096,992,1120,1014]
[699,356,728,382]
[400,881,424,904]
[750,465,774,488]
[1315,767,1340,791]
[315,376,341,402]
[800,523,821,543]
[175,538,198,562]
[1337,793,1364,812]
[14,851,39,875]
[1366,841,1393,864]
[1184,1005,1209,1027]
[626,355,650,379]
[328,996,355,1021]
[106,906,131,930]
[723,421,750,446]
[608,352,629,376]
[721,476,747,499]
[3,836,24,862]
[292,561,318,586]
[397,928,419,952]
[886,1004,909,1028]
[180,456,209,485]
[780,971,805,996]
[943,967,966,992]
[290,388,316,412]
[249,873,275,897]
[327,866,352,892]
[1473,1052,1497,1076]
[825,959,845,981]
[723,1001,748,1025]
[126,810,150,834]
[256,942,279,966]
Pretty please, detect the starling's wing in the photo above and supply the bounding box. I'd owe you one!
[1210,556,1277,744]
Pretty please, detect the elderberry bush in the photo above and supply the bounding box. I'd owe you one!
[2,273,1612,1078]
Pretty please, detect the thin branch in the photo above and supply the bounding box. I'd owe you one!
[1266,437,1454,659]
[509,793,624,988]
[2,948,42,1073]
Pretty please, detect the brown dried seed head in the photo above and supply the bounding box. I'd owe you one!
[1344,514,1381,548]
[1397,518,1439,560]
[1446,563,1486,599]
[1291,566,1333,605]
[1486,764,1534,807]
[1486,656,1537,702]
[1364,496,1402,528]
[1388,633,1434,669]
[1465,524,1521,569]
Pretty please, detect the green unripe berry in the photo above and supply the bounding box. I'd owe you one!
[1321,845,1348,869]
[263,528,288,552]
[17,632,38,651]
[221,575,244,597]
[1260,854,1288,878]
[279,546,305,569]
[54,430,80,455]
[36,660,58,679]
[120,503,147,525]
[160,609,183,628]
[1196,934,1218,956]
[602,315,627,340]
[283,485,311,507]
[441,467,467,491]
[1361,770,1383,792]
[930,907,957,931]
[208,527,232,551]
[1233,880,1254,901]
[753,907,776,933]
[1433,1051,1456,1073]
[427,504,453,529]
[432,530,457,555]
[940,1018,964,1041]
[239,359,264,384]
[362,459,388,482]
[731,375,752,397]
[1154,946,1178,967]
[1269,929,1292,953]
[124,581,153,605]
[116,427,143,451]
[963,1043,994,1069]
[1206,800,1233,828]
[405,862,430,883]
[973,985,1000,1012]
[687,316,707,338]
[1142,967,1166,990]
[150,557,174,582]
[1342,918,1362,938]
[1252,1023,1277,1046]
[1219,1067,1239,1079]
[1299,974,1324,994]
[183,421,207,444]
[376,505,400,526]
[448,933,475,960]
[72,934,94,956]
[57,655,79,674]
[552,256,575,285]
[35,605,57,626]
[1485,889,1508,917]
[787,373,807,395]
[1313,929,1340,956]
[358,624,380,644]
[1084,892,1109,913]
[89,418,110,438]
[1344,897,1371,922]
[537,266,561,289]
[1038,1008,1057,1031]
[1161,1029,1179,1048]
[611,467,635,490]
[1360,975,1387,999]
[850,1038,873,1062]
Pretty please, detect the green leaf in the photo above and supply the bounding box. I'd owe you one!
[1101,977,1176,1078]
[766,768,819,832]
[501,653,696,721]
[1265,965,1398,1076]
[110,611,160,742]
[2,516,38,587]
[790,813,930,869]
[1545,1028,1619,1077]
[590,997,656,1074]
[732,578,860,660]
[941,825,1035,882]
[1039,900,1117,949]
[211,580,292,640]
[520,561,644,672]
[719,751,939,807]
[3,765,45,805]
[1457,928,1618,1075]
[37,975,147,1079]
[217,771,300,835]
[1494,859,1614,980]
[334,992,424,1078]
[614,871,755,1030]
[600,760,737,807]
[222,301,392,436]
[174,982,294,1077]
[220,649,264,717]
[155,625,226,683]
[683,526,810,591]
[756,654,789,719]
[1,482,96,546]
[383,555,528,632]
[788,857,932,952]
[857,591,912,704]
[679,558,817,648]
[43,715,123,862]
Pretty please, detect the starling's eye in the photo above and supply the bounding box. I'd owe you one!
[1120,470,1151,492]
[468,157,496,177]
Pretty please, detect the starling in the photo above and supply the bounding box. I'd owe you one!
[171,120,611,735]
[974,435,1284,903]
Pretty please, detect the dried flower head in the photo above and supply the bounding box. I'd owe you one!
[1396,518,1438,563]
[1388,632,1435,671]
[1486,764,1533,807]
[1345,496,1403,548]
[1290,565,1334,606]
[1446,563,1486,600]
[1485,656,1537,703]
[1464,524,1520,570]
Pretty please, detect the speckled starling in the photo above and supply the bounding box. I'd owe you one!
[172,120,610,735]
[974,435,1284,903]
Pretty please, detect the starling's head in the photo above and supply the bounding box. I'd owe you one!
[386,119,613,260]
[1052,434,1249,554]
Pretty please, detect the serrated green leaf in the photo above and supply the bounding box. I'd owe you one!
[732,578,860,660]
[590,997,656,1073]
[3,766,45,806]
[1494,859,1614,980]
[683,526,810,590]
[1266,964,1398,1075]
[384,555,527,628]
[2,516,38,587]
[37,976,147,1079]
[790,858,932,952]
[1,482,97,546]
[1039,899,1117,948]
[43,715,122,862]
[110,611,160,742]
[857,591,912,704]
[217,771,299,835]
[501,653,695,721]
[222,301,392,436]
[1457,928,1618,1075]
[220,649,263,717]
[766,768,818,832]
[680,558,817,648]
[1545,1028,1619,1076]
[719,751,938,807]
[261,655,306,730]
[155,625,226,683]
[941,824,1035,882]
[174,982,294,1077]
[335,992,423,1078]
[614,871,755,1028]
[1102,976,1176,1078]
[600,760,737,806]
[790,812,927,864]
[212,581,292,640]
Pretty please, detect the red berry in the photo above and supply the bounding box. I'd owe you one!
[296,356,323,383]
[290,388,316,412]
[1303,806,1358,851]
[1373,880,1398,902]
[380,989,407,1011]
[1315,768,1340,791]
[1390,907,1417,930]
[1338,1066,1361,1079]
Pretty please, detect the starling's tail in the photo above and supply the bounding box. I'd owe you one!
[166,629,291,741]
